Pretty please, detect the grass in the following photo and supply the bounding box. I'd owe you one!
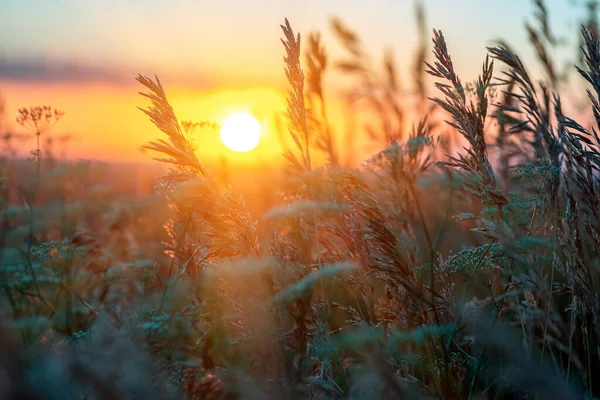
[1,1,600,398]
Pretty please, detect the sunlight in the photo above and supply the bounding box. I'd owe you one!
[219,113,261,152]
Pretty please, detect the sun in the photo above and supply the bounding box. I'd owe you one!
[219,113,261,152]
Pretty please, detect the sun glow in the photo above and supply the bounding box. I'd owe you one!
[219,113,261,152]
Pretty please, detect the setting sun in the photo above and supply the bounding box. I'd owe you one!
[219,113,261,152]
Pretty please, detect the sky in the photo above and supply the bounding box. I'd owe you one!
[0,0,592,164]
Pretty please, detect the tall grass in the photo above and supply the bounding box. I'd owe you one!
[2,1,600,399]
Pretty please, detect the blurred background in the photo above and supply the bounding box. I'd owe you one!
[0,0,597,210]
[0,1,593,156]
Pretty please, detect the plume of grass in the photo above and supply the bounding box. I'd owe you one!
[305,32,339,167]
[136,74,207,179]
[281,18,312,176]
[426,30,506,211]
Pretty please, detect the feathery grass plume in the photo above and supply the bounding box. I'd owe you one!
[413,0,428,111]
[532,0,556,45]
[488,35,564,230]
[381,48,407,143]
[551,29,600,389]
[281,18,312,176]
[559,112,600,253]
[488,42,562,175]
[576,27,600,131]
[137,74,261,261]
[330,17,390,144]
[561,28,600,253]
[490,60,524,185]
[329,12,440,165]
[555,199,600,381]
[331,17,408,146]
[579,0,599,65]
[426,29,506,209]
[366,118,436,180]
[136,73,271,398]
[305,32,339,166]
[169,178,259,259]
[526,0,559,87]
[363,117,441,265]
[136,74,207,179]
[489,0,567,206]
[338,172,425,308]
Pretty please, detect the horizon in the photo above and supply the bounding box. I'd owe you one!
[0,0,593,165]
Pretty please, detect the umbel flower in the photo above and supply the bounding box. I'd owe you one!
[16,106,64,160]
[16,106,65,136]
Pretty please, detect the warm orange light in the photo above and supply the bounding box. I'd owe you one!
[219,113,261,152]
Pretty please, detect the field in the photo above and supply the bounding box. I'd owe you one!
[2,1,600,399]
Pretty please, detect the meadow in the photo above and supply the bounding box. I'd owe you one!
[2,1,600,399]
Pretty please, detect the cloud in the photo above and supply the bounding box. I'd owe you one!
[0,56,130,84]
[0,54,272,91]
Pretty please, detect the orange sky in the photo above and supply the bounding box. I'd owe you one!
[0,79,290,163]
[0,0,592,166]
